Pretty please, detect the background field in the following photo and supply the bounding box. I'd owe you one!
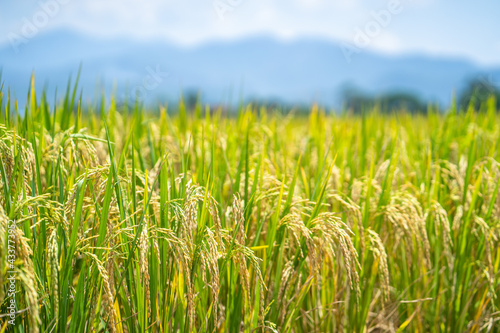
[0,80,500,332]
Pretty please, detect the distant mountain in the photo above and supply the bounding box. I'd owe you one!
[1,29,499,109]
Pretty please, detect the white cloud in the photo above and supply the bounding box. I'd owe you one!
[295,0,326,10]
[0,0,498,65]
[371,32,402,53]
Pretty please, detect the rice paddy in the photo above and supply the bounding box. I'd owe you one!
[0,78,500,332]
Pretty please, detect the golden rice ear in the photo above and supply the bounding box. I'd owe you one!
[331,193,365,260]
[231,193,245,244]
[430,201,453,268]
[367,229,390,303]
[19,266,40,333]
[0,130,35,197]
[276,261,296,324]
[208,193,223,244]
[48,229,59,320]
[230,194,252,312]
[201,228,221,327]
[450,206,463,237]
[310,213,360,300]
[279,212,313,260]
[138,221,151,319]
[383,193,431,268]
[0,139,14,185]
[0,205,8,305]
[12,226,40,333]
[86,252,117,333]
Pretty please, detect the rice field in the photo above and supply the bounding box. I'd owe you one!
[1,79,500,332]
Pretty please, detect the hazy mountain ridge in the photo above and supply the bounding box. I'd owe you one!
[1,29,498,108]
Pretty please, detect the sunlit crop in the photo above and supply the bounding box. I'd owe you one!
[1,77,499,332]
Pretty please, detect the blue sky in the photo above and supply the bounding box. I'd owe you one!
[1,0,499,65]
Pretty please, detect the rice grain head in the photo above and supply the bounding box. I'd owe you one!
[0,205,8,304]
[14,226,40,332]
[139,222,151,319]
[310,213,360,300]
[367,229,390,303]
[48,229,59,320]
